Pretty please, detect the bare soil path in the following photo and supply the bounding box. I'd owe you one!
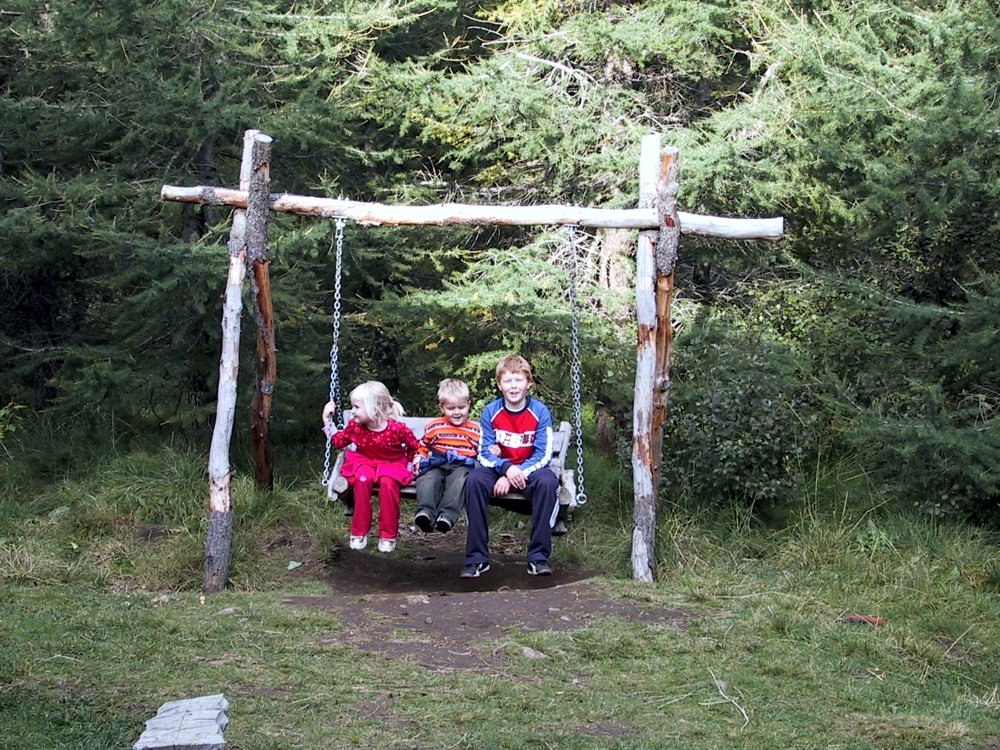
[286,523,692,671]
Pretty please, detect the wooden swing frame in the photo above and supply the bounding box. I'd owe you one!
[161,129,783,593]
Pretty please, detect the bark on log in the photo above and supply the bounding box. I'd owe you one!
[651,273,674,489]
[203,130,268,594]
[246,136,275,491]
[251,262,275,490]
[160,185,783,240]
[650,149,679,490]
[632,134,661,583]
[203,509,234,595]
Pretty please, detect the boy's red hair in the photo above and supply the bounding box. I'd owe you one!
[495,355,533,384]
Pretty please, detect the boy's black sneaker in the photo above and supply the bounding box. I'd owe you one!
[435,516,453,533]
[527,560,552,576]
[414,511,434,533]
[460,562,490,578]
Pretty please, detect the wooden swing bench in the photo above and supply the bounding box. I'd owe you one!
[326,411,581,534]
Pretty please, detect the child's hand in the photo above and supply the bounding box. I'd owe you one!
[505,465,527,490]
[492,476,512,496]
[487,444,501,456]
[321,401,337,425]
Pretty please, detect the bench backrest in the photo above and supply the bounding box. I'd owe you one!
[340,410,572,476]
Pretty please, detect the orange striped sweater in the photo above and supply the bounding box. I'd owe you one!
[417,417,481,459]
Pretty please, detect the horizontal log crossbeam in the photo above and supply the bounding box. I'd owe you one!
[161,185,783,240]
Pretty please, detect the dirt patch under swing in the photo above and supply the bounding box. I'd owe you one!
[284,521,694,671]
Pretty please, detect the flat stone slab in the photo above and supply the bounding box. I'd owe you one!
[133,694,228,750]
[144,712,229,732]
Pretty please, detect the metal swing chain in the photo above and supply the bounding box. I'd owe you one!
[567,224,588,506]
[322,217,347,487]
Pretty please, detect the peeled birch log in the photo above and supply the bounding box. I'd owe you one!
[161,185,783,240]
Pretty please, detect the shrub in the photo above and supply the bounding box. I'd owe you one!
[664,311,816,510]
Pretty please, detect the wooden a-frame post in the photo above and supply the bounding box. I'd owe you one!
[248,145,277,492]
[203,129,272,593]
[165,129,781,592]
[631,134,679,582]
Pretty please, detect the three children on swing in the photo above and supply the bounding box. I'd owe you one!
[321,355,558,576]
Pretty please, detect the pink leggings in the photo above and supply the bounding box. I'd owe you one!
[348,466,402,540]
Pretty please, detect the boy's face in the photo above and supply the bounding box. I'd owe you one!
[497,371,530,409]
[440,397,470,427]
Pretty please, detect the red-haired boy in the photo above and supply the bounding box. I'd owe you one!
[460,355,559,578]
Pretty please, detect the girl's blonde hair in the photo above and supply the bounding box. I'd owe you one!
[350,381,405,422]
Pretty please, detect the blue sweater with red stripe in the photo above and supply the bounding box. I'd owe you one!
[477,396,553,477]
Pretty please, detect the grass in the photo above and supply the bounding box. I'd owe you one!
[1,443,998,749]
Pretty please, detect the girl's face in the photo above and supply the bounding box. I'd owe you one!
[350,395,374,427]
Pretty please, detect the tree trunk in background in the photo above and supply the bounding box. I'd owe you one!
[595,408,616,456]
[599,227,633,294]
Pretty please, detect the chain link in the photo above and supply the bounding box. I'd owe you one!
[322,217,347,487]
[567,225,587,505]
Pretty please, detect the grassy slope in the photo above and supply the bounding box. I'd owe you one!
[1,446,998,749]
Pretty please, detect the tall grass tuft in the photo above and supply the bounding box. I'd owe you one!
[82,444,207,528]
[0,539,70,585]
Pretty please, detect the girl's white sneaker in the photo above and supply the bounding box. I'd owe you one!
[349,535,368,550]
[377,538,397,553]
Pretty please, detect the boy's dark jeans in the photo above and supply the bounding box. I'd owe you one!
[463,465,559,565]
[415,464,470,525]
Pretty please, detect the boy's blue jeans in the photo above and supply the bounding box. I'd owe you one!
[415,464,469,525]
[463,465,559,565]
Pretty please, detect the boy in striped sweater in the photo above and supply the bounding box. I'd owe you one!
[411,378,481,533]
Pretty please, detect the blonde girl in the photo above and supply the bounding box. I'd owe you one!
[322,381,420,553]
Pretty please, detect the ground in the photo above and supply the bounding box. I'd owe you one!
[283,521,693,671]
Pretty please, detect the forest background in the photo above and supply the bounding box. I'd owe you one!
[2,0,997,522]
[2,1,1000,748]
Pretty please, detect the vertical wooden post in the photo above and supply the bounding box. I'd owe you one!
[247,134,275,490]
[651,148,679,487]
[631,134,661,582]
[203,129,269,594]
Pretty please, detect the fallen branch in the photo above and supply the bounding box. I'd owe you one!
[704,669,750,729]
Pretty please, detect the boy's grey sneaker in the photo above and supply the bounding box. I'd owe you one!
[414,510,434,533]
[460,562,490,578]
[527,560,552,576]
[435,516,453,533]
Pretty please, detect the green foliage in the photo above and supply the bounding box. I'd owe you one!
[845,276,1000,523]
[856,403,999,523]
[685,0,1000,302]
[0,0,471,439]
[665,309,817,510]
[2,0,999,530]
[0,402,24,456]
[732,267,1000,523]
